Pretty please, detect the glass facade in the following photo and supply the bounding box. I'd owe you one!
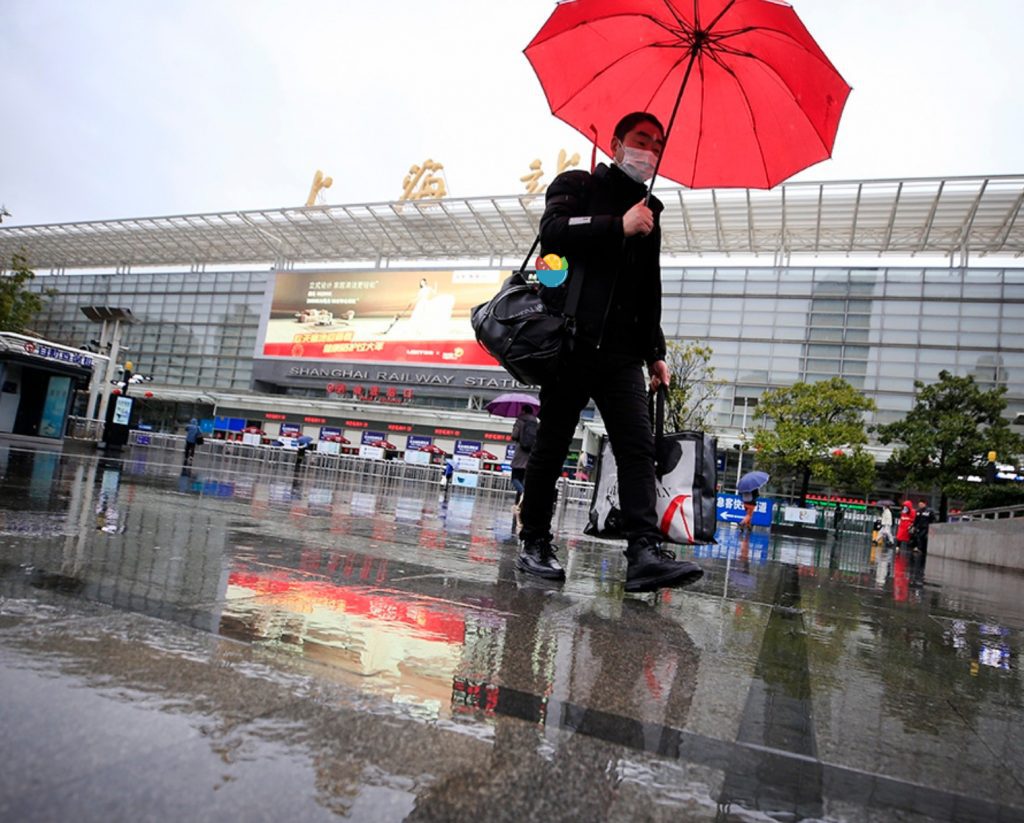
[31,269,268,391]
[663,266,1024,427]
[29,264,1024,430]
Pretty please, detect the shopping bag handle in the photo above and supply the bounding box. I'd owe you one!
[649,384,667,443]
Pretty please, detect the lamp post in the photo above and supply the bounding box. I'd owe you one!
[81,306,136,424]
[734,397,757,487]
[122,361,133,396]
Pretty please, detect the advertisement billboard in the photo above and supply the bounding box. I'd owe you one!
[259,270,505,368]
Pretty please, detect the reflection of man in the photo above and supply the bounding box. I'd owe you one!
[517,112,702,593]
[409,564,700,820]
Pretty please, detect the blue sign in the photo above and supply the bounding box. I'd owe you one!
[199,418,215,435]
[280,422,301,436]
[27,343,94,369]
[454,439,481,456]
[717,493,774,526]
[362,430,386,445]
[716,455,726,471]
[215,416,245,432]
[319,426,341,441]
[407,435,432,451]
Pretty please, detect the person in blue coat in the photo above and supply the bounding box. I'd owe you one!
[184,418,201,466]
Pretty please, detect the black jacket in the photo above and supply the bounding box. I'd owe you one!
[510,412,538,470]
[538,163,666,365]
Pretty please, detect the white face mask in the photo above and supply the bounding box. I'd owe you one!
[618,146,658,183]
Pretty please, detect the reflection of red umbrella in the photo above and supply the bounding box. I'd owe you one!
[470,449,499,460]
[525,0,850,189]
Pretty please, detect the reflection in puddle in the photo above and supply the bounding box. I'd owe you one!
[223,562,470,717]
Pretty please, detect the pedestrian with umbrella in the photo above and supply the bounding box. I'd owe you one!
[486,393,542,532]
[509,402,539,532]
[512,0,848,591]
[737,470,769,532]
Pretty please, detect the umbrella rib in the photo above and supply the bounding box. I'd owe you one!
[528,12,684,49]
[708,37,841,156]
[550,32,686,119]
[689,50,708,186]
[714,24,847,92]
[713,56,772,188]
[660,0,691,33]
[639,49,694,122]
[703,0,737,34]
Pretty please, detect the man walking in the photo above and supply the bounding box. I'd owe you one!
[516,112,703,593]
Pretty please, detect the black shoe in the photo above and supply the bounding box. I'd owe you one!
[625,538,703,593]
[516,538,566,581]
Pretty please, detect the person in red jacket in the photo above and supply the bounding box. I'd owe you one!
[895,500,916,550]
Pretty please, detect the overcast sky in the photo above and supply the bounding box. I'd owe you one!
[1,0,1022,226]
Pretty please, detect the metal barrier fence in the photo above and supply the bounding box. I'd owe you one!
[952,504,1024,521]
[66,416,105,441]
[124,430,596,510]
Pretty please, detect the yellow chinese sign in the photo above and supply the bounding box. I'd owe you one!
[520,149,581,194]
[305,169,333,207]
[400,159,447,200]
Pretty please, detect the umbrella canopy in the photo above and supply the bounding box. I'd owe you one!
[470,449,499,461]
[418,443,447,455]
[525,0,851,189]
[874,499,896,507]
[737,470,770,494]
[485,392,540,418]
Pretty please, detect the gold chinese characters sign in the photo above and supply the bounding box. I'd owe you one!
[305,170,333,207]
[401,160,447,201]
[521,149,580,194]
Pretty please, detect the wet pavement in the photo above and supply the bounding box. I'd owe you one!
[0,445,1022,822]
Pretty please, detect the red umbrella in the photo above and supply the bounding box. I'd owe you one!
[524,0,850,189]
[470,449,499,460]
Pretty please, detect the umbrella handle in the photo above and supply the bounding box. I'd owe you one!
[645,47,699,205]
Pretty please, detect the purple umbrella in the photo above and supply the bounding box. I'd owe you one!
[485,392,540,418]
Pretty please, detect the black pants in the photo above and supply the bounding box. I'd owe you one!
[510,468,526,503]
[183,442,196,465]
[520,347,659,546]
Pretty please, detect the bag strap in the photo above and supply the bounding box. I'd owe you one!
[516,235,542,275]
[517,231,587,325]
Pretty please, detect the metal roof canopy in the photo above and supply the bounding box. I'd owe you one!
[2,174,1022,272]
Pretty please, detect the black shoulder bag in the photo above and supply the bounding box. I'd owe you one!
[470,235,586,387]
